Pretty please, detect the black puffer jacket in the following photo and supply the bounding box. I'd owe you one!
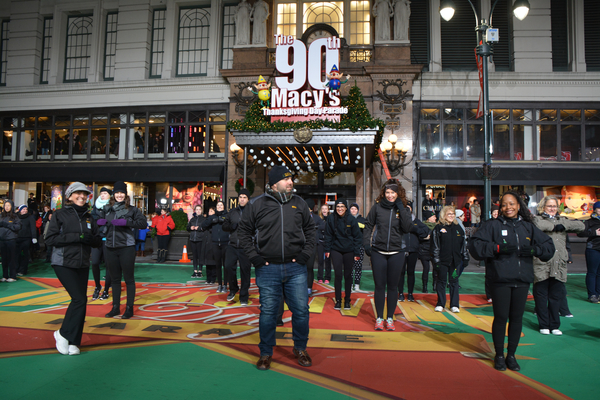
[17,213,37,239]
[91,204,109,238]
[578,213,600,251]
[402,218,431,253]
[363,199,412,253]
[103,203,148,248]
[45,205,102,268]
[187,213,207,242]
[0,201,21,241]
[223,206,247,247]
[314,215,326,242]
[324,212,362,256]
[468,215,555,285]
[418,221,436,259]
[430,222,469,267]
[238,193,316,266]
[202,210,230,245]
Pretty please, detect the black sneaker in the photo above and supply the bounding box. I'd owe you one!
[92,287,101,300]
[494,354,506,371]
[99,291,109,300]
[407,293,415,302]
[398,293,405,302]
[334,300,341,310]
[344,299,351,310]
[191,272,198,278]
[505,355,520,371]
[227,291,237,301]
[590,295,599,303]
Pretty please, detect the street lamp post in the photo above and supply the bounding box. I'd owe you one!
[440,0,530,221]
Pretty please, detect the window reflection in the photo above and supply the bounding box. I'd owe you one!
[419,123,440,159]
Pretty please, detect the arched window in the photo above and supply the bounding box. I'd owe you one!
[177,7,211,76]
[64,16,93,82]
[303,2,344,37]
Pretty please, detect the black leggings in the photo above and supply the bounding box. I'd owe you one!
[331,250,354,301]
[213,242,228,285]
[91,243,111,290]
[317,242,331,281]
[399,252,419,294]
[371,251,405,320]
[189,240,203,271]
[157,234,170,251]
[53,265,89,346]
[105,246,136,307]
[491,283,529,356]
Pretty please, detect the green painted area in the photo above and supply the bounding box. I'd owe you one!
[2,260,599,399]
[0,342,354,400]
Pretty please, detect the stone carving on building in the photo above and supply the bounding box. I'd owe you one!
[393,0,411,41]
[372,0,393,41]
[234,0,252,46]
[251,0,270,45]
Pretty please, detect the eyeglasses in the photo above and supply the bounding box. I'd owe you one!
[545,205,558,208]
[446,212,455,215]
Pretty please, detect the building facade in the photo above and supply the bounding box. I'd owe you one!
[0,0,599,217]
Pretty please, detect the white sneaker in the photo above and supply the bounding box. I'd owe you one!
[54,330,69,355]
[451,307,460,313]
[540,329,550,335]
[0,278,6,282]
[564,314,574,318]
[354,284,360,291]
[551,329,563,336]
[434,306,443,312]
[6,278,16,282]
[68,345,80,355]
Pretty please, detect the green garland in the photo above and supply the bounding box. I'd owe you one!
[234,177,255,195]
[227,85,385,160]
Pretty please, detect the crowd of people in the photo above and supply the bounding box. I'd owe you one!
[2,172,600,374]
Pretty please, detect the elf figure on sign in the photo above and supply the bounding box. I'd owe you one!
[248,75,272,108]
[324,65,350,93]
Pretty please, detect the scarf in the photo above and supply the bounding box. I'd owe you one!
[266,185,293,204]
[95,196,109,210]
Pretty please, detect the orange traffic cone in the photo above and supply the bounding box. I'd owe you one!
[179,245,191,263]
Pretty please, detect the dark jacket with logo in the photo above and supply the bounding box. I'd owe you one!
[202,210,230,245]
[45,205,102,268]
[324,212,362,256]
[418,221,436,260]
[315,214,326,242]
[578,213,600,251]
[363,199,412,253]
[402,218,431,253]
[103,203,148,248]
[187,213,207,242]
[223,206,247,247]
[468,215,555,285]
[0,201,21,241]
[430,222,469,267]
[238,193,316,266]
[17,213,37,239]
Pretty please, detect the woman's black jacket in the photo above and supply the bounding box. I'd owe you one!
[363,199,412,253]
[202,210,230,245]
[103,204,148,248]
[45,205,102,268]
[430,222,469,267]
[187,213,207,242]
[324,212,362,256]
[468,215,555,285]
[402,218,431,253]
[578,214,600,251]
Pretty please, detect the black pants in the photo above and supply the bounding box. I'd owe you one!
[225,245,251,302]
[436,262,460,308]
[491,283,529,355]
[189,240,203,271]
[91,242,111,290]
[331,250,354,301]
[53,265,89,346]
[206,265,217,283]
[16,238,31,275]
[307,245,316,289]
[213,242,228,285]
[559,284,571,315]
[399,252,419,294]
[0,239,17,279]
[371,251,404,320]
[533,278,563,330]
[419,254,432,291]
[105,246,136,307]
[157,234,170,251]
[484,260,493,300]
[317,242,331,281]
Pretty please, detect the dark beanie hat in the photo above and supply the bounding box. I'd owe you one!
[113,181,127,194]
[349,202,359,211]
[334,199,347,209]
[268,165,293,186]
[305,198,315,210]
[239,188,251,198]
[100,186,112,195]
[422,210,435,220]
[491,204,500,212]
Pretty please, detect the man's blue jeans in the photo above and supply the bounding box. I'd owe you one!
[255,262,309,356]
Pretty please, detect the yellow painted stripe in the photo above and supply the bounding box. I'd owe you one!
[7,291,73,306]
[340,298,364,317]
[134,290,176,305]
[0,289,59,305]
[20,277,58,289]
[308,296,327,313]
[196,342,392,400]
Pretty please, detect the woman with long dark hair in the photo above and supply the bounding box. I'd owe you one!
[316,204,331,284]
[45,182,101,355]
[0,200,21,282]
[99,181,147,319]
[202,200,230,292]
[430,206,469,313]
[363,179,412,331]
[324,199,362,310]
[469,191,554,371]
[187,204,206,278]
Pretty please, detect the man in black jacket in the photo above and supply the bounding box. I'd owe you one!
[16,205,37,276]
[238,166,316,371]
[223,188,252,304]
